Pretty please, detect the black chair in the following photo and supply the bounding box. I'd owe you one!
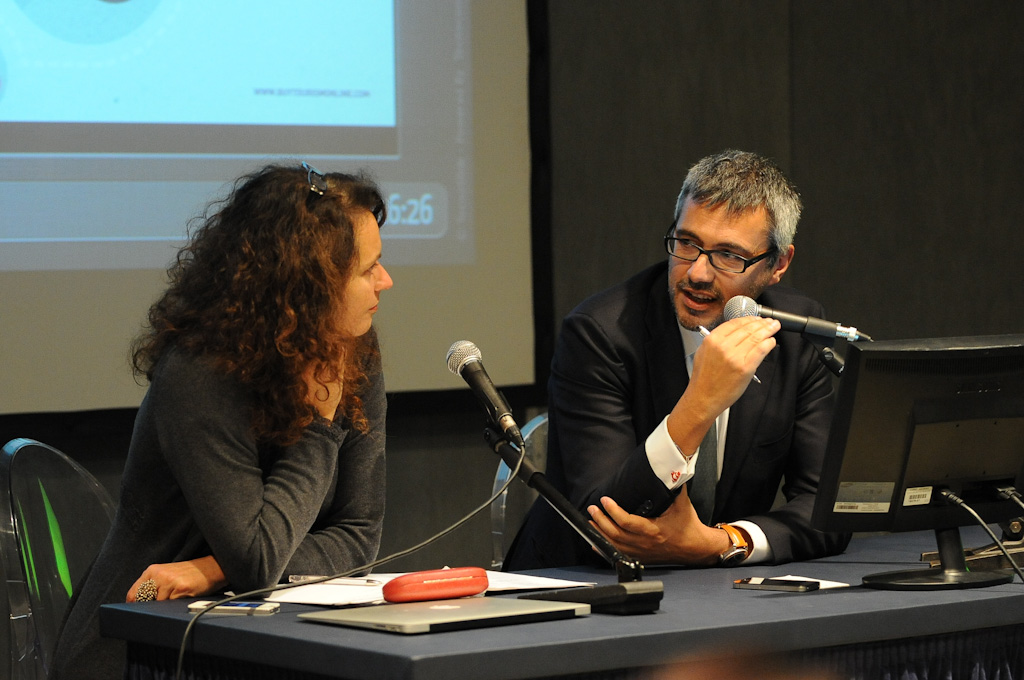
[490,414,547,569]
[0,438,115,679]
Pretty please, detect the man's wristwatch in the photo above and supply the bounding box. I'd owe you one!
[714,523,750,566]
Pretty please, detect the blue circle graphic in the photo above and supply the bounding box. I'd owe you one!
[16,0,161,44]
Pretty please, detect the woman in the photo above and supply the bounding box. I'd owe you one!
[50,163,393,679]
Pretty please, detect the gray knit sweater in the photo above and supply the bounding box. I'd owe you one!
[49,345,386,679]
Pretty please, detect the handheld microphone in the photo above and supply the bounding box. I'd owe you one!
[446,341,525,447]
[723,295,872,342]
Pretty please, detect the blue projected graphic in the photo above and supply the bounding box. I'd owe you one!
[1,0,395,127]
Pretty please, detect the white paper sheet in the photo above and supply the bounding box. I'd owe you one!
[264,570,596,606]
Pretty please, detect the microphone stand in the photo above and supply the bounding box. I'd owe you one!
[803,324,875,378]
[483,427,663,614]
[803,333,845,377]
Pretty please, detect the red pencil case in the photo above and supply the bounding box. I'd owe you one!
[382,567,489,603]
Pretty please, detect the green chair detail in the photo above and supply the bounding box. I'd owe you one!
[0,438,115,679]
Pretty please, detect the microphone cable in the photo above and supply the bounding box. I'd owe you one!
[939,488,1024,584]
[172,438,527,680]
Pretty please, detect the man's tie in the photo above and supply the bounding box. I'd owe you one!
[688,421,717,524]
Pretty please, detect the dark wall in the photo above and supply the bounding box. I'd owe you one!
[544,1,794,323]
[788,2,1024,339]
[541,0,1024,342]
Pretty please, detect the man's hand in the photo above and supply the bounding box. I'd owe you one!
[126,555,228,602]
[689,315,780,417]
[668,316,781,454]
[586,492,731,566]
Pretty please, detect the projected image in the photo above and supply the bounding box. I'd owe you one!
[0,0,472,270]
[0,1,532,408]
[4,1,395,128]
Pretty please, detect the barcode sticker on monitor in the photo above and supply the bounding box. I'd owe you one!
[903,486,932,506]
[834,481,893,513]
[833,501,890,513]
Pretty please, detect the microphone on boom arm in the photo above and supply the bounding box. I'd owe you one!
[445,340,663,615]
[723,296,872,342]
[446,340,525,448]
[723,295,873,377]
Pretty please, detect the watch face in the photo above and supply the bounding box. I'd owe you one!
[719,547,747,566]
[715,523,748,565]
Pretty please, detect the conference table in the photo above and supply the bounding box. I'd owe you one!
[101,528,1024,680]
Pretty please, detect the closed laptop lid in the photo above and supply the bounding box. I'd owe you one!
[298,596,590,634]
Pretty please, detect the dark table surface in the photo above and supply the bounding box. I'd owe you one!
[101,527,1024,680]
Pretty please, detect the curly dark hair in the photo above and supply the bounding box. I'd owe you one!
[131,163,386,446]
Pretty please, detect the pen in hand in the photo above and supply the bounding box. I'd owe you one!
[698,326,762,385]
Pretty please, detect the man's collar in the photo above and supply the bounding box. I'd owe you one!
[679,323,704,358]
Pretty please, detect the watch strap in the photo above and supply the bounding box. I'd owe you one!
[714,522,750,565]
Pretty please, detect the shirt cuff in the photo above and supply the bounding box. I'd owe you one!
[645,416,697,491]
[731,520,773,564]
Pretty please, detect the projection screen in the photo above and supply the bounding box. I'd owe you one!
[0,0,533,413]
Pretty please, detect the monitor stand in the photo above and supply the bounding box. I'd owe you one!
[862,527,1015,590]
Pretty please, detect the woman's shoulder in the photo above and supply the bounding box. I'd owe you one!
[149,345,249,410]
[153,344,214,383]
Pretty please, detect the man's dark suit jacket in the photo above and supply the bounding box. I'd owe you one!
[505,261,851,570]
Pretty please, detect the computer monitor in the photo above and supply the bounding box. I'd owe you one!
[812,334,1024,590]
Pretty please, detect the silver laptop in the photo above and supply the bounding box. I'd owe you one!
[298,596,590,634]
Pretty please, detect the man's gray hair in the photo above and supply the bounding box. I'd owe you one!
[673,150,802,260]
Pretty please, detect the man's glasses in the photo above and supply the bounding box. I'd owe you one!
[302,161,328,195]
[664,227,773,274]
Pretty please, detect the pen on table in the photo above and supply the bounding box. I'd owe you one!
[698,326,762,385]
[288,575,382,586]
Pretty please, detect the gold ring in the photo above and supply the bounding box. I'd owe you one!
[135,579,158,602]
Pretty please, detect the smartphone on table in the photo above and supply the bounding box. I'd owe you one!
[187,600,281,615]
[733,577,819,592]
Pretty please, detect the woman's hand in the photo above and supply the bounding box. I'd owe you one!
[126,555,228,602]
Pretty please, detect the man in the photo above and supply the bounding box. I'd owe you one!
[505,150,850,570]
